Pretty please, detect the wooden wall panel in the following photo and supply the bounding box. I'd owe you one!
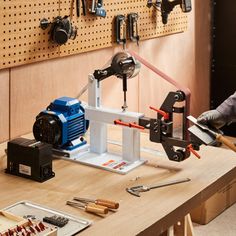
[193,0,211,116]
[0,69,9,142]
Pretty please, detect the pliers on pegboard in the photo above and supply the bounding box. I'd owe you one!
[76,0,80,16]
[75,0,86,17]
[81,0,86,15]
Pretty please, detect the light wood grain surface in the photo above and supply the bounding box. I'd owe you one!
[0,129,236,235]
[0,69,9,143]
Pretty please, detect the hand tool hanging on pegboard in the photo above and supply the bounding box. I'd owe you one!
[75,0,87,16]
[146,1,161,9]
[115,15,127,49]
[147,0,153,8]
[154,0,161,9]
[89,0,106,18]
[82,0,87,15]
[76,0,80,17]
[127,13,140,46]
[161,0,192,24]
[39,16,77,45]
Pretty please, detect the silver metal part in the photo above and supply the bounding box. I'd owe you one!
[3,201,91,235]
[126,178,191,197]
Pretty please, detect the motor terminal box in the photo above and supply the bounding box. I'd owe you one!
[6,138,55,182]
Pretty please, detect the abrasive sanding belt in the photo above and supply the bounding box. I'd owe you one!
[128,50,191,138]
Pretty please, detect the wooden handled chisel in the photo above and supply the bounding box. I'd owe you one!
[188,115,236,152]
[66,201,109,214]
[73,197,119,209]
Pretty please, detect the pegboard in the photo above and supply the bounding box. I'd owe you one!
[0,0,188,69]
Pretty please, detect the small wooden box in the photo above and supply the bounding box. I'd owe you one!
[191,178,236,224]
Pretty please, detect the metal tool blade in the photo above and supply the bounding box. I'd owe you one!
[126,178,191,197]
[187,115,219,136]
[188,125,215,145]
[126,187,141,197]
[148,178,191,190]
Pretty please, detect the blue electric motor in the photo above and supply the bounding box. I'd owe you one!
[33,97,88,150]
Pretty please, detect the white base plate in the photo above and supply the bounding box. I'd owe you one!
[53,146,146,174]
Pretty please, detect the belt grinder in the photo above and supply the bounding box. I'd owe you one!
[32,51,202,174]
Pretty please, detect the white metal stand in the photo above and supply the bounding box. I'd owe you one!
[84,75,146,174]
[55,75,146,174]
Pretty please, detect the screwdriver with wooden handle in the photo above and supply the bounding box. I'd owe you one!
[73,197,119,209]
[66,200,109,214]
[188,116,236,152]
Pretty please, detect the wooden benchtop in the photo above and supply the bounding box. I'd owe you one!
[0,131,235,235]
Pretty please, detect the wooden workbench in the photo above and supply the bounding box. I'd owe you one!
[0,130,236,235]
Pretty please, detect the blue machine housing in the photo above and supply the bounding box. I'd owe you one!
[34,97,88,151]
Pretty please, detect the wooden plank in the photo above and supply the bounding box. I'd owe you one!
[174,214,195,236]
[0,69,9,143]
[0,129,235,235]
[10,47,139,138]
[192,0,211,116]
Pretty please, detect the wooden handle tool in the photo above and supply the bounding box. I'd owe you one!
[85,203,109,214]
[66,201,108,214]
[95,199,119,209]
[216,134,236,152]
[187,115,236,153]
[73,197,119,209]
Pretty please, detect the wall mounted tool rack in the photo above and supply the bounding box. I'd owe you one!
[0,0,188,69]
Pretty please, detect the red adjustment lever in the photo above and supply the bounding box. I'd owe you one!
[129,122,145,130]
[114,120,145,130]
[149,106,169,120]
[114,119,130,127]
[187,144,201,159]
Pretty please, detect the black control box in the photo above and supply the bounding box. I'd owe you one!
[6,138,55,182]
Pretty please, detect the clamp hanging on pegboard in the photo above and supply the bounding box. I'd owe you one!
[115,15,127,49]
[127,13,140,46]
[114,13,140,49]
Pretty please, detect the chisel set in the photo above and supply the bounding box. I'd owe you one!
[67,197,119,215]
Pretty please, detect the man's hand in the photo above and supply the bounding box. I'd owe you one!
[197,110,226,129]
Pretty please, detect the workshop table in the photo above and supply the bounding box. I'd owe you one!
[0,130,236,236]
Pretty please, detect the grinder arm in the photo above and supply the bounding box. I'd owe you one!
[139,90,201,162]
